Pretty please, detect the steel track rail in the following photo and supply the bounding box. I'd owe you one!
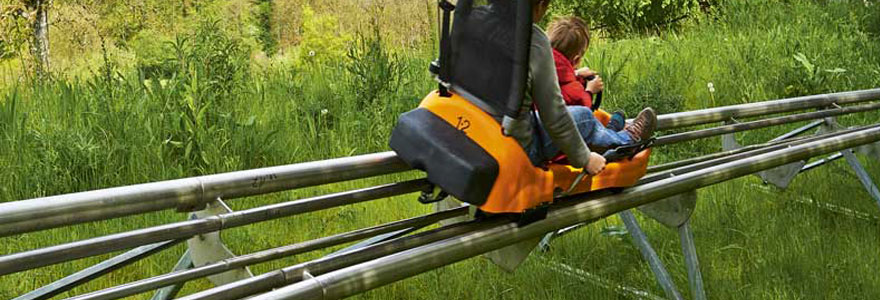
[3,89,878,237]
[178,126,880,300]
[7,106,880,283]
[64,206,469,300]
[643,124,880,183]
[250,126,880,300]
[0,152,409,237]
[177,218,509,300]
[21,118,873,281]
[647,121,835,173]
[654,101,880,146]
[654,88,880,129]
[0,180,430,276]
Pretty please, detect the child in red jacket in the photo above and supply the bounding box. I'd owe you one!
[547,17,625,131]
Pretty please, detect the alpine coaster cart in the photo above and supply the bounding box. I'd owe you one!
[390,0,652,224]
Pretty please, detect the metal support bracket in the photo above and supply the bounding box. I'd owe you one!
[187,198,253,286]
[484,237,543,273]
[721,118,742,152]
[638,191,697,229]
[721,119,807,189]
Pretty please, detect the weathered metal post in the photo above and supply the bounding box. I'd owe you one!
[619,210,683,300]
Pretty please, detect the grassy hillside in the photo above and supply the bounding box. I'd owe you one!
[1,0,879,299]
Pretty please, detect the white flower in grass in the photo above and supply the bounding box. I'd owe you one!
[308,50,316,57]
[320,108,329,115]
[707,82,716,94]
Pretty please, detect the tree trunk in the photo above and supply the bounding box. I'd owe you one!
[26,0,50,78]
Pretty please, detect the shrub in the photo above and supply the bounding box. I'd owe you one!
[783,52,849,97]
[253,0,278,56]
[292,5,350,67]
[344,19,404,109]
[186,19,251,98]
[129,29,176,78]
[551,0,701,37]
[0,39,12,59]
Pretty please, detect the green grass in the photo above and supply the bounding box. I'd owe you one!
[1,0,880,299]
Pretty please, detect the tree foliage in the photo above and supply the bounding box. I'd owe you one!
[292,4,350,66]
[0,4,29,59]
[550,0,702,37]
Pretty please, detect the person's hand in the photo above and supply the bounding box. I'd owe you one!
[585,75,604,94]
[586,152,606,175]
[575,67,596,78]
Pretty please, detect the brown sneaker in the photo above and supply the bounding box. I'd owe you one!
[624,108,657,142]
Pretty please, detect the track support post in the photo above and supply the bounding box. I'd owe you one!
[638,190,705,300]
[678,220,706,300]
[150,250,194,300]
[822,117,880,210]
[842,149,880,210]
[619,210,684,300]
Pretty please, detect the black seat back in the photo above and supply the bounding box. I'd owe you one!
[449,0,532,118]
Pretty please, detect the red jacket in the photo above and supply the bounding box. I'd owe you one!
[552,48,593,108]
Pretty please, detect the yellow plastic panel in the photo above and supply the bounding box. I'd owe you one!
[419,92,555,214]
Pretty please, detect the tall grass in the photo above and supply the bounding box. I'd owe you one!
[583,0,880,163]
[0,0,879,299]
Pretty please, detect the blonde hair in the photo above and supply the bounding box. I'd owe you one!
[547,16,591,62]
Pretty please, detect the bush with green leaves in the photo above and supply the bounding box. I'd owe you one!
[345,19,404,109]
[0,39,12,59]
[290,4,350,67]
[550,0,701,37]
[129,29,176,78]
[253,0,277,56]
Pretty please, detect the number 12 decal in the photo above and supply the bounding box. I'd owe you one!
[456,116,471,133]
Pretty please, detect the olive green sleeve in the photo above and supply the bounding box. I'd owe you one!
[529,26,591,168]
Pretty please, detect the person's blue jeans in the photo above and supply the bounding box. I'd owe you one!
[527,106,632,166]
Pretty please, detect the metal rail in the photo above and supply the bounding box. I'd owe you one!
[0,89,878,300]
[648,124,875,173]
[67,206,468,300]
[0,179,430,276]
[654,101,880,146]
[0,152,409,237]
[654,88,880,129]
[3,89,878,239]
[32,112,868,290]
[178,218,506,300]
[251,126,880,300]
[13,240,184,300]
[643,125,880,184]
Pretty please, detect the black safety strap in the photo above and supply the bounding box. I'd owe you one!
[438,0,455,97]
[602,138,655,162]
